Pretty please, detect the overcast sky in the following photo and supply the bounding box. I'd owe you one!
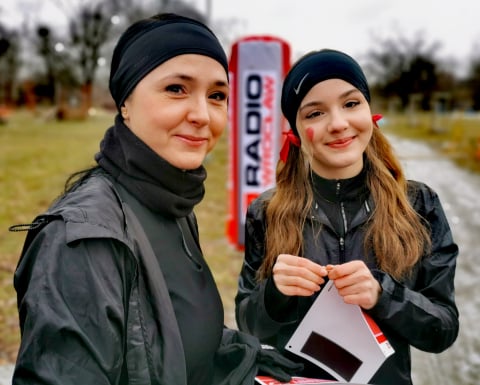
[211,0,480,67]
[1,0,479,73]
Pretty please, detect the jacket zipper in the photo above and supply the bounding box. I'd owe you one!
[337,182,347,263]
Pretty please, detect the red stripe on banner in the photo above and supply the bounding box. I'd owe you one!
[226,42,239,247]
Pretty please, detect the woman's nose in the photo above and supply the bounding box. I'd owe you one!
[187,96,210,126]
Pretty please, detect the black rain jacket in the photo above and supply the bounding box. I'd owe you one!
[235,180,459,385]
[13,173,190,385]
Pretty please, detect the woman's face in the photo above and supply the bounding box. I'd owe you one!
[122,54,229,170]
[295,78,373,179]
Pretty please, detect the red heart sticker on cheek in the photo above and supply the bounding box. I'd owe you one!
[306,127,314,142]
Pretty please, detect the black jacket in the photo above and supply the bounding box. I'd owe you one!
[13,173,190,385]
[235,180,459,385]
[12,172,305,385]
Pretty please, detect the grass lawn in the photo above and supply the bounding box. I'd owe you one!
[0,108,478,364]
[0,109,110,362]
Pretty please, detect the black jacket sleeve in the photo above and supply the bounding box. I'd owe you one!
[368,183,459,353]
[13,220,136,385]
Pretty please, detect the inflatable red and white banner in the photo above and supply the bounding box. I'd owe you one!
[226,35,291,250]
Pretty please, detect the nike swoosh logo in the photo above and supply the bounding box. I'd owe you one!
[294,73,309,95]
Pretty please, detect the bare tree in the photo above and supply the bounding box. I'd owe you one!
[466,57,480,110]
[69,3,113,109]
[364,30,443,110]
[35,26,58,104]
[0,23,19,106]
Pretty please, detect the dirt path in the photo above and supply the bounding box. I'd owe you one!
[391,136,480,385]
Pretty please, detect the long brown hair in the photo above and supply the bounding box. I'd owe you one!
[258,128,431,281]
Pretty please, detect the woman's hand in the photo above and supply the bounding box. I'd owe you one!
[272,254,328,296]
[327,260,382,310]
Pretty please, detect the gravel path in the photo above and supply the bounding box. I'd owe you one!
[391,135,480,385]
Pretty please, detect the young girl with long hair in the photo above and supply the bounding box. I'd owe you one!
[235,49,459,384]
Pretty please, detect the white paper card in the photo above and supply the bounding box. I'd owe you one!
[285,280,394,383]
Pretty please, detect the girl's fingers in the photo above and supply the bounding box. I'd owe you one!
[276,254,328,280]
[273,254,328,296]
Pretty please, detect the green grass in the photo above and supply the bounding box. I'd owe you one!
[0,109,111,362]
[0,108,244,363]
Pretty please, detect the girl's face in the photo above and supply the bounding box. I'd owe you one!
[295,78,373,179]
[122,54,229,170]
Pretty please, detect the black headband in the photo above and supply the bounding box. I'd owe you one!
[109,14,229,110]
[281,49,370,134]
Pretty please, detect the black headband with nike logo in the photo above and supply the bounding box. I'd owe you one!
[281,49,370,135]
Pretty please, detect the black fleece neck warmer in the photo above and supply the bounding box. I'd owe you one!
[311,166,369,235]
[95,115,206,217]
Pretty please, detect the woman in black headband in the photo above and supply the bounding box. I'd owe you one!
[11,13,301,385]
[235,49,459,384]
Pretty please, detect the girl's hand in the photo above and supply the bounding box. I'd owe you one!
[327,261,382,310]
[272,254,328,297]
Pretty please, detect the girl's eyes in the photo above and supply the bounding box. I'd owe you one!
[305,110,322,119]
[305,100,361,119]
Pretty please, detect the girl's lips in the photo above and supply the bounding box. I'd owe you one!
[327,136,354,148]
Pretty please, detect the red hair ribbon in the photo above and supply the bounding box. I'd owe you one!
[372,114,383,128]
[279,130,301,163]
